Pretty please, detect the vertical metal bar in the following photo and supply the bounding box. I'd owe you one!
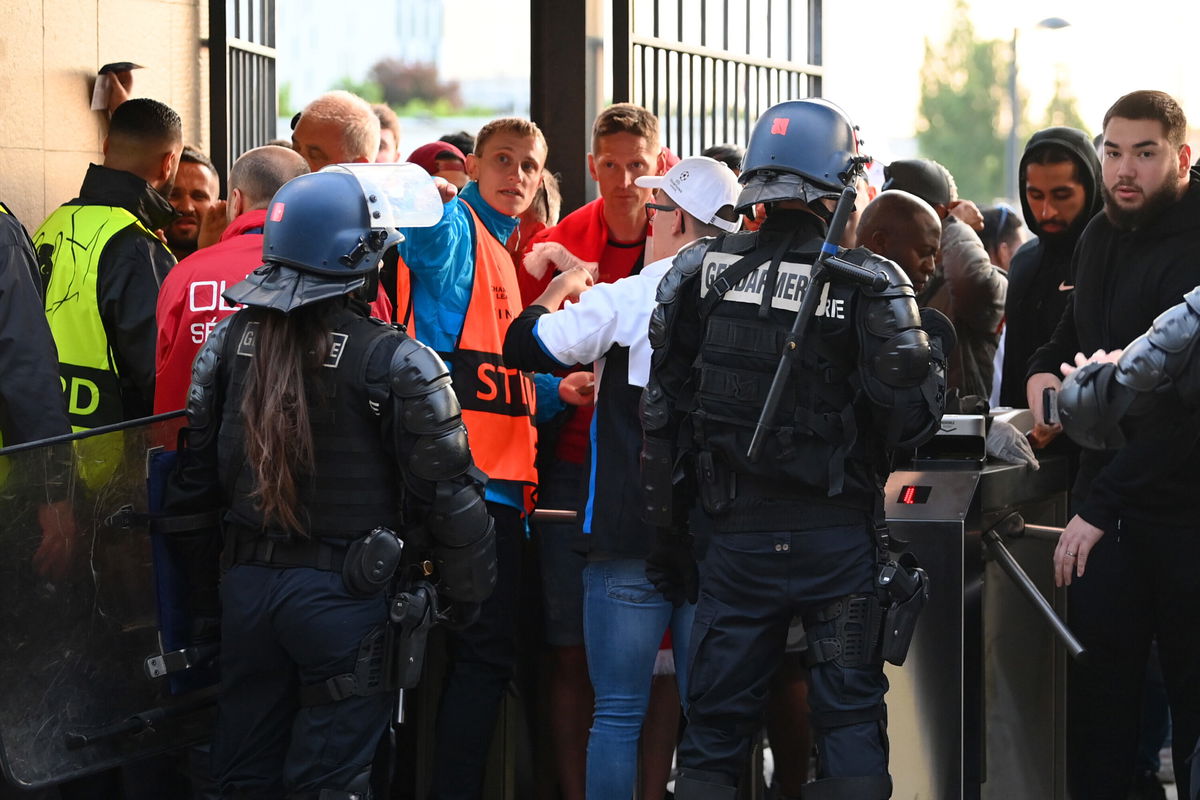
[700,0,706,47]
[787,0,793,63]
[653,0,659,38]
[699,55,707,153]
[723,0,729,50]
[209,0,229,195]
[808,0,823,97]
[677,0,683,43]
[613,0,632,103]
[676,49,683,153]
[766,0,772,60]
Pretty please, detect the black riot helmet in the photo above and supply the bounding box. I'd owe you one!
[224,163,442,313]
[736,98,867,213]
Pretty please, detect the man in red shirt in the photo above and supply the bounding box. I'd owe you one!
[153,145,308,414]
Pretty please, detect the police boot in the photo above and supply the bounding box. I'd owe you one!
[804,774,892,800]
[673,770,738,800]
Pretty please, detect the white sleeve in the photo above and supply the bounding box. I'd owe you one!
[533,272,657,369]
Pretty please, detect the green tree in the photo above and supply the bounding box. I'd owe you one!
[1041,73,1090,137]
[916,0,1008,202]
[278,81,295,118]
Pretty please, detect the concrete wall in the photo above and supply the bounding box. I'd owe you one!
[0,0,209,229]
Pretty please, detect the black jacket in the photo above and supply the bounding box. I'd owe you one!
[43,164,177,421]
[1029,171,1200,529]
[0,205,70,444]
[1000,127,1102,407]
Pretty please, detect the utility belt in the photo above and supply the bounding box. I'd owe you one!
[224,524,441,705]
[695,451,871,531]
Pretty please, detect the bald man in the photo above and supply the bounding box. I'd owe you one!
[291,90,381,172]
[33,98,183,427]
[856,189,943,294]
[154,145,309,414]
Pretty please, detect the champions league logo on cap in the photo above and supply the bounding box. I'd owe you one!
[668,170,691,195]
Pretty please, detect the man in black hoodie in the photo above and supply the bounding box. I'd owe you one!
[1026,90,1200,800]
[999,127,1102,417]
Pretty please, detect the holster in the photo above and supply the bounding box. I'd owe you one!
[877,552,929,666]
[387,579,438,689]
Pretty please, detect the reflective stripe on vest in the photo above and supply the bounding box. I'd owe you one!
[35,205,147,431]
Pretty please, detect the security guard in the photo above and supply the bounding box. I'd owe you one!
[164,164,496,799]
[640,99,952,800]
[34,98,181,430]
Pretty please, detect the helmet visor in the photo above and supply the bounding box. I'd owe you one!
[320,162,444,230]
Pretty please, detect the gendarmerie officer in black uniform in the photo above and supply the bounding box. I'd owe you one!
[640,99,952,800]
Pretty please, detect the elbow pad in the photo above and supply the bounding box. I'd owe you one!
[1060,361,1137,450]
[1116,289,1200,396]
[185,317,232,441]
[640,434,675,528]
[390,336,472,481]
[434,517,497,604]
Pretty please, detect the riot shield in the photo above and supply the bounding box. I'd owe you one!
[0,413,214,789]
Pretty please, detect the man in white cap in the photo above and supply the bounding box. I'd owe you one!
[503,155,740,800]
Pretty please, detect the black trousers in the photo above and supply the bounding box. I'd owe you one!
[678,522,889,789]
[1066,516,1200,800]
[212,565,390,798]
[430,502,523,800]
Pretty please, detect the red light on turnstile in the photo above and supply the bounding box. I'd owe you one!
[896,485,932,504]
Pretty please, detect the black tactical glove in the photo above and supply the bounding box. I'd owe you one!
[645,530,698,608]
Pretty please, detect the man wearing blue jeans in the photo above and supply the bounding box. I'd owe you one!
[505,156,742,799]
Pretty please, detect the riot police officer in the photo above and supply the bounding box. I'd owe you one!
[640,99,952,800]
[164,164,496,799]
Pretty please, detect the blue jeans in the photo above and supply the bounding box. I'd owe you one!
[582,558,695,800]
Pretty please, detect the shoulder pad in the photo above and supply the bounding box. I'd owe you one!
[1145,298,1200,354]
[720,230,758,254]
[390,335,452,399]
[655,237,712,305]
[858,253,916,300]
[186,316,234,428]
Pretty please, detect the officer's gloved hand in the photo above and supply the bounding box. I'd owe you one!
[645,530,698,608]
[987,419,1040,470]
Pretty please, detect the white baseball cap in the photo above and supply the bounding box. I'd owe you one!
[635,156,742,233]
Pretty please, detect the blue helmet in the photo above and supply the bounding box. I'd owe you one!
[736,99,866,212]
[225,164,442,313]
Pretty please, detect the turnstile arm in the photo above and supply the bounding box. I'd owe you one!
[983,515,1088,663]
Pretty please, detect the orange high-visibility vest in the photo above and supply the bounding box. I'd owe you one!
[395,202,538,511]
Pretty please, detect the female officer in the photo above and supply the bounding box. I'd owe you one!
[165,164,496,799]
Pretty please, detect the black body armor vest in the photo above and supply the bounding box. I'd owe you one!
[218,307,402,539]
[690,225,884,528]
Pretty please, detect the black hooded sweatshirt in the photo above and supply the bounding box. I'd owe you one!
[998,127,1102,407]
[1028,169,1200,529]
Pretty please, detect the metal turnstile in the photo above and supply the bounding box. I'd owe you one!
[884,427,1079,800]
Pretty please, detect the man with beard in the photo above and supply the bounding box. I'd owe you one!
[1025,89,1200,800]
[164,147,220,260]
[999,127,1102,422]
